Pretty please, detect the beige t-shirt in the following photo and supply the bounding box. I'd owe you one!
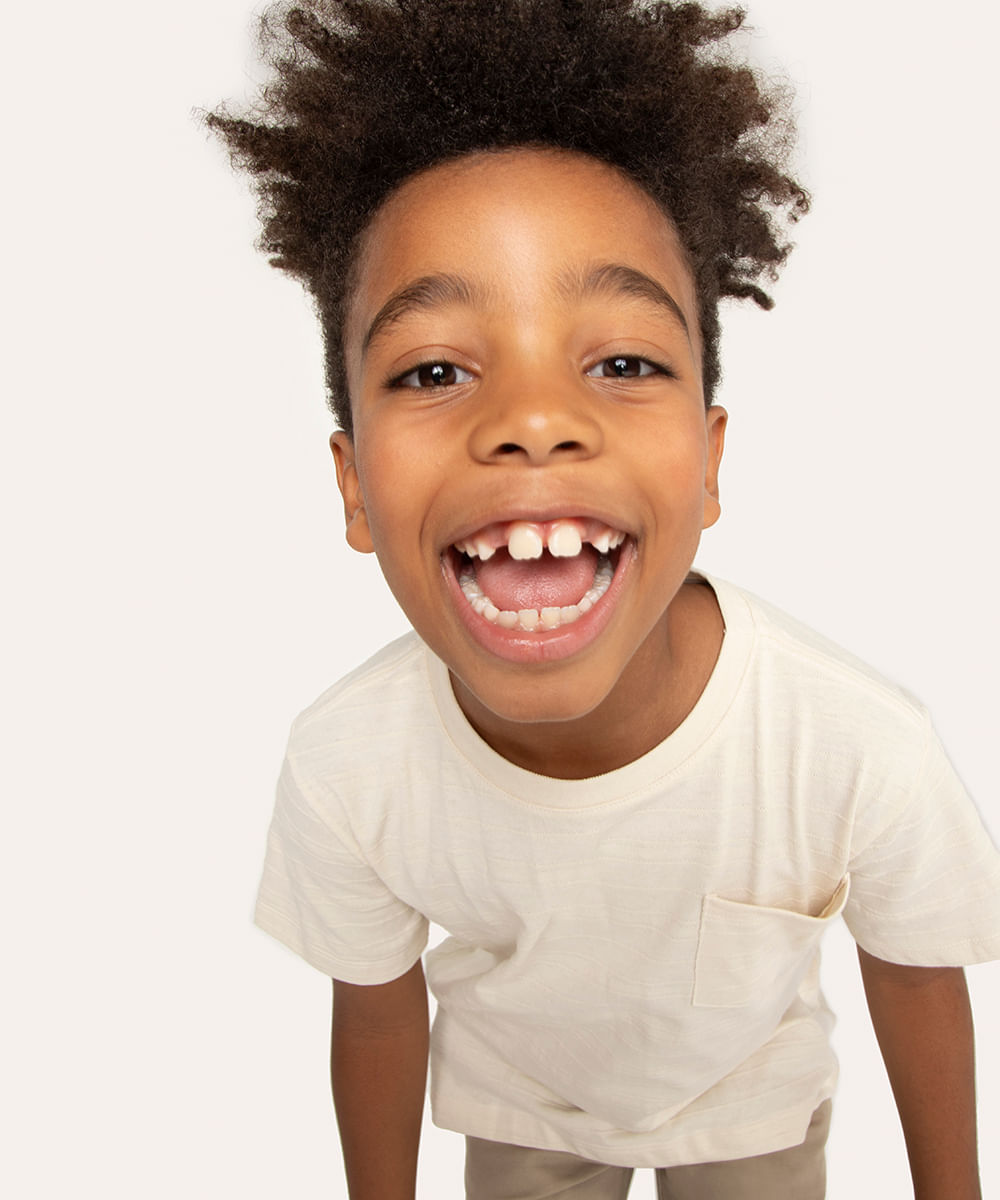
[255,575,1000,1167]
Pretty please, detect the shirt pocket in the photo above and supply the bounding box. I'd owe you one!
[692,875,850,1009]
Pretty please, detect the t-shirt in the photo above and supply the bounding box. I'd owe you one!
[254,574,1000,1167]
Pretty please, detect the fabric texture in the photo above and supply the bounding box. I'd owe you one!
[254,574,1000,1167]
[464,1100,832,1199]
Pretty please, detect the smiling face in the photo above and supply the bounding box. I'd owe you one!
[333,148,726,771]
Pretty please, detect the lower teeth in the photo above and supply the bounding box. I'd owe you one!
[458,555,614,631]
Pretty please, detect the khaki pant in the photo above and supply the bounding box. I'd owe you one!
[465,1100,831,1199]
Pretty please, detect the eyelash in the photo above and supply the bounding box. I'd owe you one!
[585,355,676,380]
[389,361,474,389]
[388,355,675,389]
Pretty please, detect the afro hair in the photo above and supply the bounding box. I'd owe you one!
[207,0,809,433]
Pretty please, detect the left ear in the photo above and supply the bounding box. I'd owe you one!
[702,405,727,530]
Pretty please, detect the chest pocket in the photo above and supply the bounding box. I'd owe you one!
[692,876,850,1009]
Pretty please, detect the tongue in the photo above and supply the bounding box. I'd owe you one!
[474,545,600,611]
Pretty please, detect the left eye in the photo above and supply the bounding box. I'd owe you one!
[394,361,474,388]
[586,356,662,379]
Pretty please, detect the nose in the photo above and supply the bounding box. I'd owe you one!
[467,384,604,466]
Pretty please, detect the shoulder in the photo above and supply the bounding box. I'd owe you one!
[712,576,932,765]
[729,578,925,713]
[285,630,435,763]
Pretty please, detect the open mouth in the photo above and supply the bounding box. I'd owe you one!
[447,517,630,634]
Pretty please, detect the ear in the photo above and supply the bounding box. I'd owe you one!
[701,406,727,531]
[330,432,375,554]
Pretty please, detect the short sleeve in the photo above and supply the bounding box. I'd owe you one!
[843,716,1000,966]
[254,754,429,984]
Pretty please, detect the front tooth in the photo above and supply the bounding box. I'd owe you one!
[591,529,612,554]
[540,607,562,629]
[518,609,541,631]
[548,522,583,558]
[507,522,544,560]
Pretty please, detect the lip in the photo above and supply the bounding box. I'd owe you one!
[442,536,637,664]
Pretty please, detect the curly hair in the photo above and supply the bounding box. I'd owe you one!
[207,0,808,434]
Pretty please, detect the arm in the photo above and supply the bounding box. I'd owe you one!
[857,946,981,1200]
[331,958,429,1200]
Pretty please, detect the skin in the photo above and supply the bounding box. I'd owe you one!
[326,148,982,1197]
[858,949,981,1199]
[332,148,726,779]
[331,961,428,1200]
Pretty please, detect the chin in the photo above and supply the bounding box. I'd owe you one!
[459,668,615,728]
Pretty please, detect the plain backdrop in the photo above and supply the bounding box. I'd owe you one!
[3,1,997,1196]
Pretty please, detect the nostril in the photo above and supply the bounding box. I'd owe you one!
[493,439,585,458]
[494,439,583,457]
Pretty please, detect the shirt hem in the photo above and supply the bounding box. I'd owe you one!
[254,908,426,984]
[431,1085,837,1168]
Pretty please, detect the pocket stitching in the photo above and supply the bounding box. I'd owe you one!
[691,875,850,1009]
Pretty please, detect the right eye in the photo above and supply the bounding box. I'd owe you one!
[391,361,474,388]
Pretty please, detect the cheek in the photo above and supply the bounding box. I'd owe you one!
[630,422,709,498]
[354,422,435,550]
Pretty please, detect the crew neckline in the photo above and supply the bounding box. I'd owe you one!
[425,573,756,809]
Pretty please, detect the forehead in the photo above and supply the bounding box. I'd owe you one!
[345,148,699,346]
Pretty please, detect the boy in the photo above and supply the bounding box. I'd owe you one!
[208,1,1000,1196]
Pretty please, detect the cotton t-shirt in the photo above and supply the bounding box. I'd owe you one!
[254,575,1000,1167]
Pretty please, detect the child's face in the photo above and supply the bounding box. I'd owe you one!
[332,148,725,733]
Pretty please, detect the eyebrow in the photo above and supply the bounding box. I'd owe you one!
[360,260,690,356]
[560,262,690,335]
[361,273,480,354]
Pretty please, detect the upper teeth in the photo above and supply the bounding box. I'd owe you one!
[455,518,625,561]
[547,523,582,558]
[507,524,544,560]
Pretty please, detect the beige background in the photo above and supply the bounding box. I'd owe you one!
[3,1,997,1195]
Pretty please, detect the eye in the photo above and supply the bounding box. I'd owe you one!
[586,355,665,379]
[392,361,474,388]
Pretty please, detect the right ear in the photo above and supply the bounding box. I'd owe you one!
[330,432,375,554]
